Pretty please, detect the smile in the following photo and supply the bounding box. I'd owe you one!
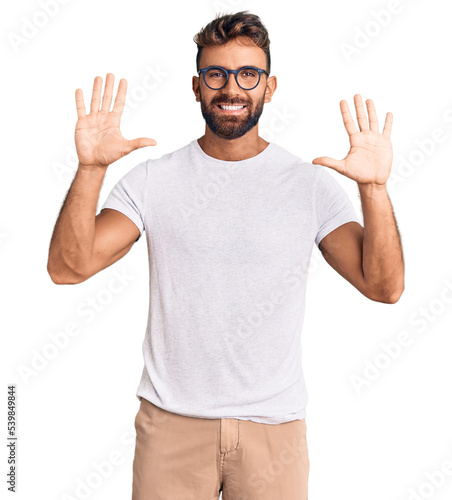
[217,104,246,113]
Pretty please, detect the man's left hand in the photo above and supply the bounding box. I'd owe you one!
[312,94,393,186]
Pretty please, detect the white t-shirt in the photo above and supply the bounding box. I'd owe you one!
[101,138,360,424]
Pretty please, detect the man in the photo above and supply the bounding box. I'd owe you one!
[47,10,404,500]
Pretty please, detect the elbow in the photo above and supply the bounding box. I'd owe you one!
[387,286,405,304]
[47,271,82,285]
[363,279,405,304]
[376,284,405,304]
[47,267,63,284]
[47,260,88,285]
[47,269,84,285]
[387,275,405,303]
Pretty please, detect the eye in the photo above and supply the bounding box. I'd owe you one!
[207,69,226,78]
[240,69,258,78]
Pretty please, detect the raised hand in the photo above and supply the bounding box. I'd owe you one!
[312,94,393,186]
[74,73,156,168]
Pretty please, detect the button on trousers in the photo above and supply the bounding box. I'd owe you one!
[132,397,309,499]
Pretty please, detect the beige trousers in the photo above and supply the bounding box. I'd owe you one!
[132,397,309,499]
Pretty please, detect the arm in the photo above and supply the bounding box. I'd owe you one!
[47,165,140,284]
[318,186,404,303]
[313,94,405,303]
[47,73,156,284]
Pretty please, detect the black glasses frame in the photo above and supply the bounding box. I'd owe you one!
[198,65,269,90]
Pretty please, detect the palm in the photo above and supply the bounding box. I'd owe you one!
[74,74,156,168]
[75,113,129,167]
[312,95,393,185]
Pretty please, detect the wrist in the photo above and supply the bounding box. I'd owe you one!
[358,182,387,192]
[357,182,388,203]
[77,162,109,174]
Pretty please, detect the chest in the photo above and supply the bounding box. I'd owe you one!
[148,171,315,266]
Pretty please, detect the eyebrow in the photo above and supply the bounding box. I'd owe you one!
[203,65,260,69]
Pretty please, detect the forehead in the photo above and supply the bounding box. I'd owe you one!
[199,37,266,69]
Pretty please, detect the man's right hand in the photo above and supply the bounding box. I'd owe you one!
[74,73,157,168]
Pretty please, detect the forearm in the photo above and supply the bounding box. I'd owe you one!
[358,183,405,303]
[47,164,108,283]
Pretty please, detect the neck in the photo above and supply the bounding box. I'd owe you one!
[197,129,269,161]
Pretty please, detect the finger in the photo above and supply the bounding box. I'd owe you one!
[354,94,369,131]
[340,100,358,136]
[75,88,86,119]
[366,98,379,132]
[124,137,157,155]
[112,78,127,114]
[312,156,346,174]
[100,73,115,113]
[382,112,393,139]
[90,76,103,115]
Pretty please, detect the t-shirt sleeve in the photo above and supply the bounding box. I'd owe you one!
[100,160,148,242]
[314,166,361,248]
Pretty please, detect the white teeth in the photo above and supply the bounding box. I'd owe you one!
[220,105,244,110]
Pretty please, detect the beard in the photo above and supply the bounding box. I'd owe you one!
[199,89,265,140]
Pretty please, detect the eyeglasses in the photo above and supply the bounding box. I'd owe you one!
[198,65,269,91]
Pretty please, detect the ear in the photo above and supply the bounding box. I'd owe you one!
[264,75,277,104]
[192,75,201,102]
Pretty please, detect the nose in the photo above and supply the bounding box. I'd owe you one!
[223,72,242,93]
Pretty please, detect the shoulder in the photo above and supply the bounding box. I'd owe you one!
[148,141,192,164]
[113,142,192,184]
[267,143,352,199]
[143,140,194,173]
[269,141,319,179]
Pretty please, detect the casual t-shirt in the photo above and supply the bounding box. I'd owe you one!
[101,138,361,424]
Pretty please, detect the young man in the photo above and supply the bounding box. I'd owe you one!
[47,11,404,500]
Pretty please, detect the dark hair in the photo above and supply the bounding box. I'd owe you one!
[193,11,271,74]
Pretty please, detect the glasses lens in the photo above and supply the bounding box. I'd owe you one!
[205,67,228,89]
[237,68,260,89]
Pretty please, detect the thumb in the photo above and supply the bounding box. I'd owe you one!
[124,137,157,154]
[312,156,345,173]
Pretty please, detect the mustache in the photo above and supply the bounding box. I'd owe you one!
[211,97,249,106]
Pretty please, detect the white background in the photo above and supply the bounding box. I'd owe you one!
[2,0,452,499]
